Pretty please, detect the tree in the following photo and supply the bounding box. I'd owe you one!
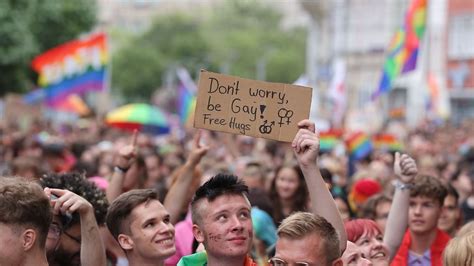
[111,0,306,101]
[202,0,305,83]
[112,14,212,100]
[0,0,97,96]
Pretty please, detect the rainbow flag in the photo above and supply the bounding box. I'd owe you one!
[50,94,90,116]
[176,68,197,125]
[372,134,403,151]
[372,0,426,99]
[24,33,107,105]
[346,132,372,160]
[320,130,342,152]
[178,84,196,125]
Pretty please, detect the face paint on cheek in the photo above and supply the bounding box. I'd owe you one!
[208,233,222,242]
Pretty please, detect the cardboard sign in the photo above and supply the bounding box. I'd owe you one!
[194,70,312,142]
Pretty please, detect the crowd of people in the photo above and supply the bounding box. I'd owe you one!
[1,116,474,266]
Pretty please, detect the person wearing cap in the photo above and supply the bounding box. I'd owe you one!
[348,178,382,216]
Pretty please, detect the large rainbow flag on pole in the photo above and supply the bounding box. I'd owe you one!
[372,0,427,99]
[24,33,108,105]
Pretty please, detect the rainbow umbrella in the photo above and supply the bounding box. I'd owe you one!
[105,103,170,135]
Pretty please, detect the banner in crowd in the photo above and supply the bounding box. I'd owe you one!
[372,0,426,99]
[24,33,108,106]
[194,70,312,142]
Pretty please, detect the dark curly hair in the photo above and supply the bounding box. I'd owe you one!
[40,172,109,227]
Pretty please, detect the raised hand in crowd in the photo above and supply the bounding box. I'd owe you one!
[185,130,210,168]
[46,187,94,217]
[115,129,138,171]
[45,187,106,266]
[292,119,319,169]
[291,119,347,253]
[106,130,138,202]
[384,152,418,261]
[165,130,209,224]
[394,152,418,184]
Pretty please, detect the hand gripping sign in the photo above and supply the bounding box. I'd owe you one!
[193,70,312,142]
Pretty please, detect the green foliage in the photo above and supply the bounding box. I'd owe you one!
[30,0,97,52]
[111,0,306,101]
[112,14,212,100]
[112,43,166,101]
[0,0,96,96]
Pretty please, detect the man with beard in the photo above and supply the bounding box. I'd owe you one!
[0,177,52,266]
[41,172,108,266]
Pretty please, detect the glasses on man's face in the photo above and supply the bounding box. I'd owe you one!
[63,230,81,244]
[268,257,310,266]
[48,222,62,240]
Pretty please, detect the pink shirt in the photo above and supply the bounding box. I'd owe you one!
[165,211,194,266]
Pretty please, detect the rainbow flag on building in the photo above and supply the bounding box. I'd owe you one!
[176,68,197,126]
[24,33,108,105]
[372,134,403,152]
[372,0,426,99]
[346,132,373,160]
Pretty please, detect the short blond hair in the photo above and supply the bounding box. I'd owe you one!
[443,231,474,266]
[277,212,340,265]
[456,221,474,237]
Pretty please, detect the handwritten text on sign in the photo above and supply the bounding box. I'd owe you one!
[194,70,312,142]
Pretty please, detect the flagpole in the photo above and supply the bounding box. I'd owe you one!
[423,6,431,120]
[97,31,111,120]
